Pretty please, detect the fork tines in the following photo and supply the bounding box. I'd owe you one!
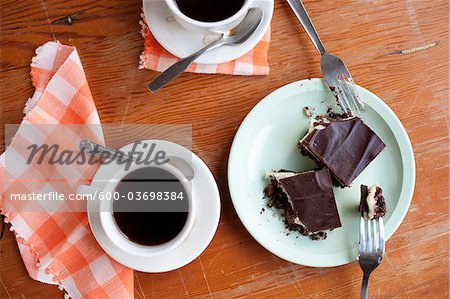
[359,217,385,260]
[328,76,365,117]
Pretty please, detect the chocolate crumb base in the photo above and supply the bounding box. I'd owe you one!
[373,187,387,219]
[264,181,286,209]
[324,111,350,120]
[283,206,327,240]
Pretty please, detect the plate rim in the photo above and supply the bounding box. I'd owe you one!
[227,78,416,267]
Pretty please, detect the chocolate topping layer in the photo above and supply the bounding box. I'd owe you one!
[278,168,342,232]
[360,184,370,214]
[299,117,386,187]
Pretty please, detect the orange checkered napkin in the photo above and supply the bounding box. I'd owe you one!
[0,42,133,298]
[139,14,271,75]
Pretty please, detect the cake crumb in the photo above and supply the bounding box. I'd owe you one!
[303,106,315,117]
[326,106,333,114]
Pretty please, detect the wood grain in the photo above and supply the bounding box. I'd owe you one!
[1,0,449,298]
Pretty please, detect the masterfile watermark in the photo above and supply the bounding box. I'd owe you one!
[26,141,170,171]
[3,124,193,212]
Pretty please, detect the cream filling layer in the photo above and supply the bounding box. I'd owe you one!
[365,184,379,220]
[299,119,326,143]
[265,171,297,180]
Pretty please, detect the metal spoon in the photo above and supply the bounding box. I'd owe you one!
[80,140,195,181]
[148,8,264,93]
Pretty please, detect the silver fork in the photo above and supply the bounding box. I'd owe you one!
[358,217,385,299]
[286,0,365,116]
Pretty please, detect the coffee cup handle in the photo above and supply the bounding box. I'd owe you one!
[167,156,195,181]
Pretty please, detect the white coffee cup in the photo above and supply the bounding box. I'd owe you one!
[78,157,195,258]
[165,0,253,34]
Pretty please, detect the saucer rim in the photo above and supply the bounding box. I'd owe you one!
[143,0,274,65]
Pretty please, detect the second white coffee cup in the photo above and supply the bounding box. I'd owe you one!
[165,0,253,34]
[78,152,195,258]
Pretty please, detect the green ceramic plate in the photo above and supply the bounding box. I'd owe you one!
[228,78,415,267]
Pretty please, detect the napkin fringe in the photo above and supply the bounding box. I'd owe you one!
[25,41,62,115]
[138,13,148,70]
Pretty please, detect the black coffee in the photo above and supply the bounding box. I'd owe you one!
[175,0,245,22]
[113,167,188,246]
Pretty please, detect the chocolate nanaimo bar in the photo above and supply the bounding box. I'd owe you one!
[265,168,341,240]
[359,184,386,220]
[299,116,386,187]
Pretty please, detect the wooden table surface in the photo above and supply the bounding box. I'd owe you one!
[1,0,448,298]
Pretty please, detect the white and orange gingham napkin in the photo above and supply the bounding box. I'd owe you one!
[0,42,133,298]
[138,14,271,75]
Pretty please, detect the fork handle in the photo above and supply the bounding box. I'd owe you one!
[286,0,326,55]
[359,274,370,299]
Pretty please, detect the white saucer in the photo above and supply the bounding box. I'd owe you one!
[87,140,221,272]
[143,0,274,65]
